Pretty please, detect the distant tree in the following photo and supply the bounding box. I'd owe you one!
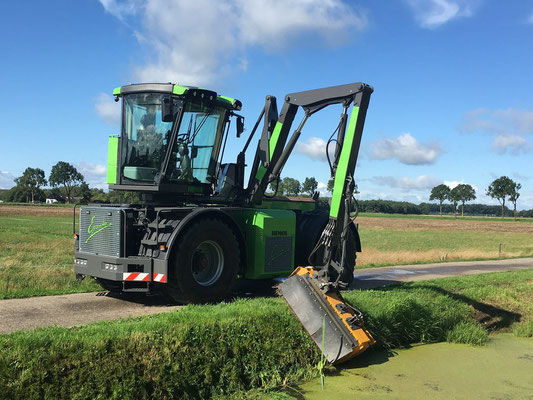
[278,177,301,196]
[509,182,521,221]
[78,182,91,203]
[486,176,515,218]
[0,185,28,203]
[302,177,318,197]
[448,186,462,219]
[454,184,476,217]
[49,161,84,203]
[429,184,451,216]
[327,178,334,193]
[14,167,47,203]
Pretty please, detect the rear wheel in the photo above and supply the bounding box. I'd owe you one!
[166,218,239,304]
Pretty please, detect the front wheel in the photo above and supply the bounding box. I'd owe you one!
[166,218,239,304]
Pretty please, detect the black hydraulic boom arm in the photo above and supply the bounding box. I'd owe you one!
[245,82,373,287]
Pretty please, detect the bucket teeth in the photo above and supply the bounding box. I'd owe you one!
[279,266,375,364]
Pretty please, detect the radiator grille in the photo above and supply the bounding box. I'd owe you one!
[79,207,123,257]
[265,236,293,272]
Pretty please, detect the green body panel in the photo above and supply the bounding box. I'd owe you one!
[255,164,267,181]
[259,199,315,212]
[230,209,296,279]
[253,121,283,181]
[106,135,119,185]
[113,86,121,96]
[330,106,360,218]
[172,85,188,95]
[218,95,235,106]
[268,121,283,160]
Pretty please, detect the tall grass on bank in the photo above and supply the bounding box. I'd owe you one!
[2,269,532,399]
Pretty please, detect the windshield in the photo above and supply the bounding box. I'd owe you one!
[121,93,226,185]
[122,93,173,182]
[167,101,225,184]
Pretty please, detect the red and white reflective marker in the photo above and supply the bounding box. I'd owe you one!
[123,272,150,281]
[153,273,167,283]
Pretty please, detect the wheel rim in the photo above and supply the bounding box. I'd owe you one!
[191,240,224,286]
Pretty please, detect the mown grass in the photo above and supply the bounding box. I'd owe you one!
[1,269,532,399]
[357,226,533,267]
[358,212,533,223]
[0,215,100,298]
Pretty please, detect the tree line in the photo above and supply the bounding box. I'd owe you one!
[2,168,531,218]
[0,162,140,204]
[429,176,522,219]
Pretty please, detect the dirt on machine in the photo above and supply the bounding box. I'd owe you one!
[74,82,374,363]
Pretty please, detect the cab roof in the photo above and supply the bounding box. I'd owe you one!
[112,83,242,111]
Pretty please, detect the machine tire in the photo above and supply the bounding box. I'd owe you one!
[96,278,123,293]
[166,218,239,304]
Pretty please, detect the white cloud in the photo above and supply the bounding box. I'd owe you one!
[443,180,478,192]
[459,108,533,155]
[317,181,329,196]
[372,175,442,190]
[77,162,107,177]
[0,171,15,189]
[99,0,367,86]
[295,137,335,161]
[370,133,442,165]
[99,0,142,20]
[459,108,533,136]
[492,135,530,155]
[443,180,462,189]
[76,162,108,189]
[405,0,477,28]
[94,93,121,127]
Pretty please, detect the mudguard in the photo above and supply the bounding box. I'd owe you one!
[279,267,375,364]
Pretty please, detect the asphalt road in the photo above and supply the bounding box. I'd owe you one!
[1,257,532,334]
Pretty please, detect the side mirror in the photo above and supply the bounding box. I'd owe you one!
[162,97,174,122]
[236,116,244,138]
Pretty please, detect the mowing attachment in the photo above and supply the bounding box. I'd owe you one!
[279,267,375,364]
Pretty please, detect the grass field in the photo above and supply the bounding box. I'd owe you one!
[1,269,532,399]
[0,206,100,298]
[356,215,533,267]
[1,204,533,299]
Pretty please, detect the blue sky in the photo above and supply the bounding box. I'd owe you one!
[1,0,532,209]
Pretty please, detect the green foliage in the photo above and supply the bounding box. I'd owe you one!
[486,176,516,218]
[513,320,533,337]
[14,167,47,203]
[452,184,476,217]
[509,182,521,219]
[302,177,318,197]
[0,185,41,203]
[0,299,320,400]
[327,178,334,193]
[429,184,451,216]
[49,161,84,203]
[1,269,533,398]
[278,177,301,196]
[446,321,488,345]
